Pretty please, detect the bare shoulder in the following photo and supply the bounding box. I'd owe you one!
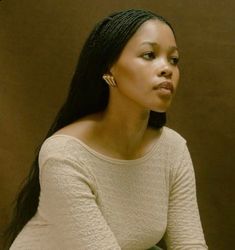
[53,113,102,141]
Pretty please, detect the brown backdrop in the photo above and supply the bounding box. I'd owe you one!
[1,0,234,249]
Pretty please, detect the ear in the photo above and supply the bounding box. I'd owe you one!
[109,65,116,77]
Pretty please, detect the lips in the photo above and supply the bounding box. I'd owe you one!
[154,81,174,93]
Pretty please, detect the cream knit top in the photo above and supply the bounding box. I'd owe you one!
[10,126,208,250]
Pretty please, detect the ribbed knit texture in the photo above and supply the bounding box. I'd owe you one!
[10,126,208,250]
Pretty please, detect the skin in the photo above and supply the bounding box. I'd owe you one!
[55,19,180,159]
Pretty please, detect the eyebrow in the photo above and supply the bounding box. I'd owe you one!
[140,41,179,52]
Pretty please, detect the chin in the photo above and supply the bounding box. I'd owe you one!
[151,102,172,113]
[151,106,169,113]
[152,109,167,113]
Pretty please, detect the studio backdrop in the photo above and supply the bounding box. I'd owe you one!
[0,1,234,249]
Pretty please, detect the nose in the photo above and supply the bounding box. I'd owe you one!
[157,59,172,78]
[159,67,172,77]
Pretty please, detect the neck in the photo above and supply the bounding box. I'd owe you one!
[96,99,151,157]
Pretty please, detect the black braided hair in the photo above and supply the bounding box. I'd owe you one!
[3,9,175,249]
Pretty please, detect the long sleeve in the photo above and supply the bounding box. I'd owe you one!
[164,143,208,250]
[39,153,121,250]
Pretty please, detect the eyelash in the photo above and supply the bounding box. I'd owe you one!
[142,51,155,60]
[142,52,180,65]
[170,57,180,65]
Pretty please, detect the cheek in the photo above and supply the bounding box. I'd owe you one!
[112,60,149,89]
[114,64,139,84]
[111,62,150,102]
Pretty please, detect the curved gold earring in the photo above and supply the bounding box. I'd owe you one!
[102,74,117,87]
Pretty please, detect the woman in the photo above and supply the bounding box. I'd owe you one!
[4,9,208,249]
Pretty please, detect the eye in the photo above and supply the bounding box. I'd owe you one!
[169,57,180,65]
[142,51,156,60]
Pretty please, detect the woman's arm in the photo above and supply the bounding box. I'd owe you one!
[164,143,208,250]
[39,154,121,250]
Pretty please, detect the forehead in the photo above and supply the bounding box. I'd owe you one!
[125,19,177,49]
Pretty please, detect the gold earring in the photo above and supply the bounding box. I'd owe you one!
[102,74,117,87]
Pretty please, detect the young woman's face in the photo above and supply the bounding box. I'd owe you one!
[110,19,180,112]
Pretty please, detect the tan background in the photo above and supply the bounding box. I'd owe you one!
[1,0,234,249]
